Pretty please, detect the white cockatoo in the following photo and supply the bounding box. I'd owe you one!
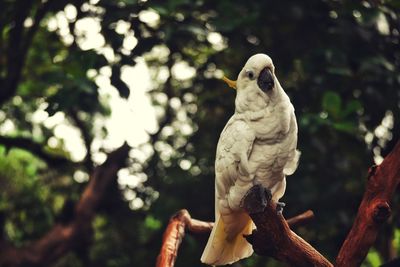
[201,54,300,265]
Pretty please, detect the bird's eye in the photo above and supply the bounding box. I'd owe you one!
[246,70,255,80]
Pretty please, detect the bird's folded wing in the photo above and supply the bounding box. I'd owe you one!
[215,118,256,213]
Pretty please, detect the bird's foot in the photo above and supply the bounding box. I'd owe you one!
[276,201,286,215]
[240,184,272,214]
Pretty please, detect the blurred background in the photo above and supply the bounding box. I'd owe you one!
[0,0,399,266]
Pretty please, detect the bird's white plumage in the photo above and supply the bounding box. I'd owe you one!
[201,54,300,265]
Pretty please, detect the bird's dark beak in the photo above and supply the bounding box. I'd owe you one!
[257,67,274,92]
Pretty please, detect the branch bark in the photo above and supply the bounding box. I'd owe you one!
[0,0,78,106]
[286,210,315,229]
[336,141,400,267]
[0,135,78,168]
[1,0,60,106]
[156,209,315,267]
[244,197,333,267]
[0,143,130,267]
[69,109,95,171]
[156,209,214,267]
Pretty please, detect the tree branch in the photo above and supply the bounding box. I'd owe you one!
[149,56,175,145]
[156,209,214,267]
[286,209,315,229]
[0,135,76,167]
[68,109,94,171]
[243,195,333,267]
[0,143,130,267]
[20,0,58,55]
[156,209,315,267]
[0,0,33,105]
[0,0,67,106]
[336,140,400,267]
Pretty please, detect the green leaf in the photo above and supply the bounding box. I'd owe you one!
[122,0,138,4]
[144,215,162,230]
[393,228,400,252]
[151,5,169,16]
[326,67,352,76]
[332,121,357,134]
[342,100,362,117]
[322,91,342,118]
[365,248,382,267]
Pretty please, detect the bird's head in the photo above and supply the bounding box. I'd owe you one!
[223,54,283,112]
[223,53,275,93]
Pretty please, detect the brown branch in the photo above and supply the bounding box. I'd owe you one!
[156,209,213,267]
[0,135,77,167]
[1,0,60,106]
[20,0,59,55]
[156,208,315,267]
[336,140,400,267]
[149,56,175,145]
[0,143,130,267]
[0,0,34,105]
[286,209,315,229]
[69,109,94,171]
[0,0,76,106]
[243,190,333,267]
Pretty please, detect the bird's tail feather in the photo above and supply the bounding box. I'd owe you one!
[201,214,254,265]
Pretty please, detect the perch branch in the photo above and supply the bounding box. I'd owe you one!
[0,143,130,267]
[156,209,315,267]
[242,190,333,267]
[336,140,400,267]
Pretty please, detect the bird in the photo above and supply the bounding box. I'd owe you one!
[201,53,300,265]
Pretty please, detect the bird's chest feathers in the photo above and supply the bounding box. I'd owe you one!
[245,104,292,141]
[236,90,292,141]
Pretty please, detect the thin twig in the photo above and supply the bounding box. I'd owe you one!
[287,209,314,229]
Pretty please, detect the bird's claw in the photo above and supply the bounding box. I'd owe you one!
[240,184,272,214]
